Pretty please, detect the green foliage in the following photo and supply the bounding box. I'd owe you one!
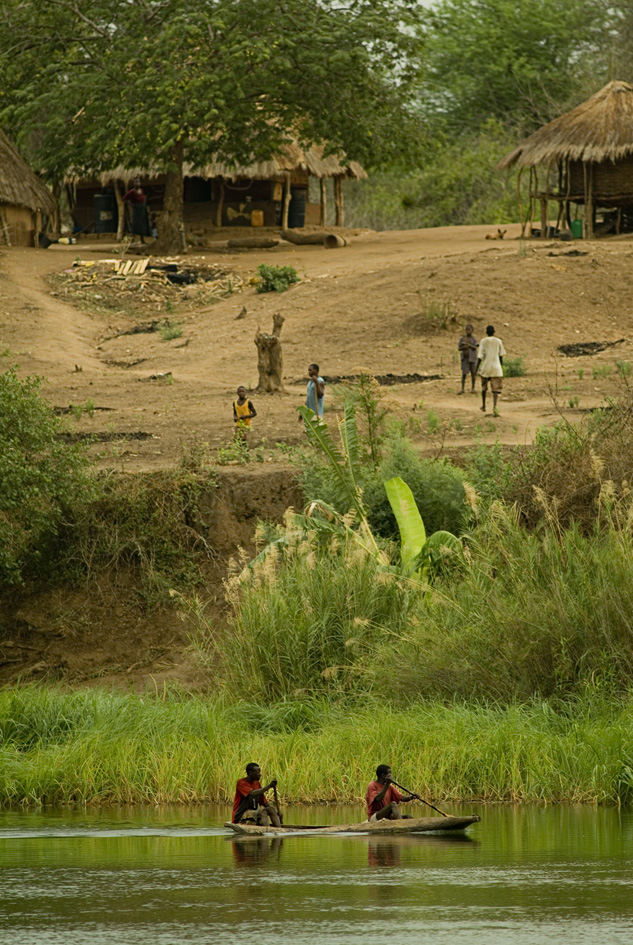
[422,0,607,134]
[503,356,526,377]
[217,438,250,465]
[343,119,522,230]
[384,476,462,580]
[592,364,612,379]
[616,361,633,377]
[332,372,387,467]
[0,369,94,585]
[255,264,300,294]
[364,430,469,539]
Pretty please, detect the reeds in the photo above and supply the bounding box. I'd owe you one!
[0,686,631,806]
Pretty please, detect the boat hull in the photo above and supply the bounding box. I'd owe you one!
[225,815,480,836]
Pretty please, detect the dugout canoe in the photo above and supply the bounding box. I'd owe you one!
[225,815,480,837]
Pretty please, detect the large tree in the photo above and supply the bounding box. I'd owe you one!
[420,0,608,135]
[0,0,424,251]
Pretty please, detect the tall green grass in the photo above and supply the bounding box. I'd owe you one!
[376,503,633,702]
[197,526,415,701]
[0,687,630,806]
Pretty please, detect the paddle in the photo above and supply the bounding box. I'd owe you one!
[389,778,449,817]
[273,783,284,825]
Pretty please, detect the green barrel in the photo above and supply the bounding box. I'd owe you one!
[570,219,583,238]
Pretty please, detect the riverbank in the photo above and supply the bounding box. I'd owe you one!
[1,687,631,806]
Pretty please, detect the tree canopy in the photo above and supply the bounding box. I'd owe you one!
[0,0,425,248]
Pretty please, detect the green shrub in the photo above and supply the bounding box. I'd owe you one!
[364,431,469,539]
[503,356,526,377]
[0,369,94,585]
[158,319,183,341]
[255,264,299,293]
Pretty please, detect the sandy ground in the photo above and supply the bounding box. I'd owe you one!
[3,222,633,687]
[3,222,633,468]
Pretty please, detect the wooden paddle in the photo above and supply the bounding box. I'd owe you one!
[389,778,449,817]
[273,784,284,825]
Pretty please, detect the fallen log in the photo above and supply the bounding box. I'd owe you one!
[281,229,348,247]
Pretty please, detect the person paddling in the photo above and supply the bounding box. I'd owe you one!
[232,763,281,826]
[366,764,417,821]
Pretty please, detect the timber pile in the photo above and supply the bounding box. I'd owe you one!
[50,257,243,315]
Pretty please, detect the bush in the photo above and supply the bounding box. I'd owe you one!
[255,264,299,293]
[0,369,94,585]
[503,356,526,377]
[364,430,469,539]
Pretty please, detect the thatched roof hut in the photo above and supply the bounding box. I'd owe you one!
[71,139,366,234]
[498,81,633,238]
[1,127,56,245]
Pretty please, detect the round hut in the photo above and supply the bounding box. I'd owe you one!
[0,127,56,246]
[498,80,633,239]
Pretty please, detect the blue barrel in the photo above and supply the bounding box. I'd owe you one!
[93,194,118,233]
[288,188,306,228]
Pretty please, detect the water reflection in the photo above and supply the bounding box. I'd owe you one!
[232,837,284,866]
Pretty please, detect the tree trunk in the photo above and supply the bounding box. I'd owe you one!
[113,179,126,241]
[216,178,224,227]
[155,141,187,254]
[255,313,285,392]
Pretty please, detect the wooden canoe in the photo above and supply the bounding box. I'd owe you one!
[225,814,480,837]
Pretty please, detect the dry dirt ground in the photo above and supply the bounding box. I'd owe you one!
[2,222,633,687]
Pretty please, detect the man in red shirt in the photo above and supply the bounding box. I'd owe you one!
[366,765,417,821]
[232,762,281,826]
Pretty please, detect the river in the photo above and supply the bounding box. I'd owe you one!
[1,804,631,944]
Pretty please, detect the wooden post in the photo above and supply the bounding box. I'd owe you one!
[282,174,291,230]
[34,209,42,247]
[319,177,327,227]
[254,313,285,392]
[586,162,594,239]
[334,175,344,226]
[540,197,547,239]
[215,178,224,227]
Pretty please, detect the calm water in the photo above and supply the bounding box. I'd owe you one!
[0,804,632,944]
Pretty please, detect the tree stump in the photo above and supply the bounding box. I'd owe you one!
[255,314,285,392]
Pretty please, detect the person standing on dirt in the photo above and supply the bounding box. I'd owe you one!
[123,179,151,244]
[477,325,505,416]
[232,763,281,826]
[233,385,257,440]
[457,324,478,394]
[304,363,325,419]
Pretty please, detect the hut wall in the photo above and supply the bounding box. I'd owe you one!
[1,204,35,246]
[570,158,633,204]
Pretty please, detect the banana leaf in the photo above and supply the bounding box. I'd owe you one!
[384,476,427,576]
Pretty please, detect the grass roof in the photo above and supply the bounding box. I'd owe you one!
[498,81,633,170]
[0,128,55,213]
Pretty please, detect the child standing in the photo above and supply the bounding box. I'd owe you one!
[457,324,479,394]
[476,325,505,416]
[233,386,257,439]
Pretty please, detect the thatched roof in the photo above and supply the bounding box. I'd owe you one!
[0,127,56,213]
[498,81,633,170]
[79,140,366,185]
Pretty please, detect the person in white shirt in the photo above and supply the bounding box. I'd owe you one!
[476,325,506,416]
